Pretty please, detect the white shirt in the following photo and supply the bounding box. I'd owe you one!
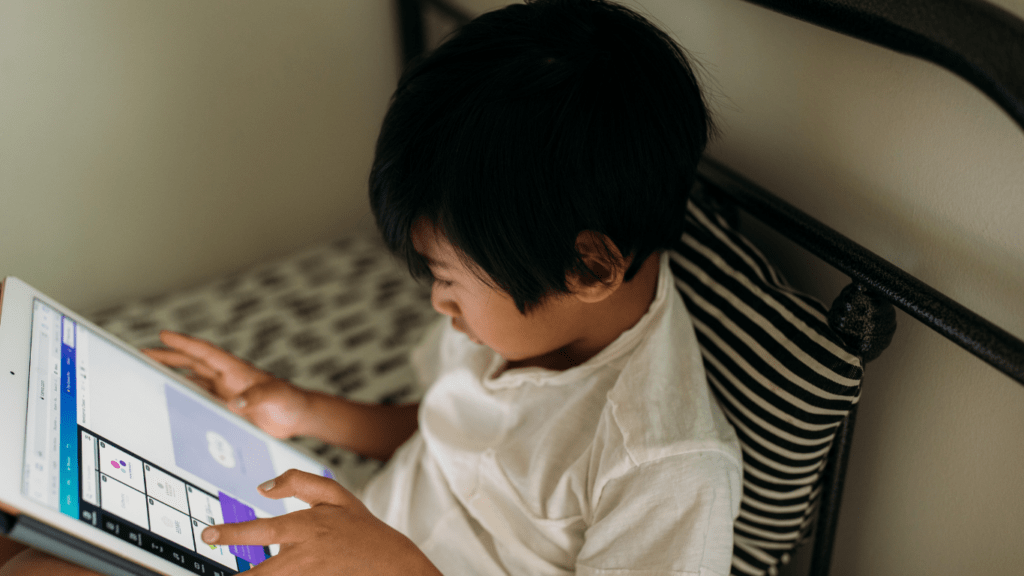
[360,253,742,576]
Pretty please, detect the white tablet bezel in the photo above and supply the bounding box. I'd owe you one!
[0,276,328,576]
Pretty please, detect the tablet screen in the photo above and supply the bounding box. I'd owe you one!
[21,299,330,575]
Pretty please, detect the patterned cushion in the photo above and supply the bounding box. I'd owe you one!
[89,234,440,489]
[670,186,864,576]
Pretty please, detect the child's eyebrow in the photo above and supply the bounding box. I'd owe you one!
[423,255,451,270]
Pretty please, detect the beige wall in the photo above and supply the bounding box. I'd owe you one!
[458,0,1024,574]
[1,0,401,311]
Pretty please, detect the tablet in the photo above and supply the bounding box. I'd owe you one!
[0,277,335,576]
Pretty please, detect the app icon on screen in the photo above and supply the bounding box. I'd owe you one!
[205,430,237,469]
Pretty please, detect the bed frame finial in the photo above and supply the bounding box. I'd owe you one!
[829,282,897,362]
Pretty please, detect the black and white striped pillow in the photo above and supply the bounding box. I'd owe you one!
[670,189,864,576]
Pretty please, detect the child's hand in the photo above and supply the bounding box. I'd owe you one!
[143,331,310,439]
[201,470,441,576]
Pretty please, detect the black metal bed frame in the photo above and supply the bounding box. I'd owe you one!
[395,1,1024,574]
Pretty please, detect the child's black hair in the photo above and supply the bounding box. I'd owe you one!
[370,0,714,313]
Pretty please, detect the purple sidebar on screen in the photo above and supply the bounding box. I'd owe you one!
[219,491,266,566]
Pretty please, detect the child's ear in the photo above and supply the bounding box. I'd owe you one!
[567,231,627,303]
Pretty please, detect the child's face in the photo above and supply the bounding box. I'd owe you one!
[411,219,591,366]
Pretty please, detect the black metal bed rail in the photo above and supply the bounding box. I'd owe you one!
[741,0,1024,133]
[397,0,472,65]
[697,157,1024,387]
[400,0,1024,133]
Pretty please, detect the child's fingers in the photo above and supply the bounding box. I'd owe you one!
[142,349,221,381]
[258,469,354,508]
[158,331,249,374]
[183,374,216,393]
[201,516,305,547]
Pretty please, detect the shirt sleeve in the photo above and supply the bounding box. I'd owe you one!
[575,450,741,576]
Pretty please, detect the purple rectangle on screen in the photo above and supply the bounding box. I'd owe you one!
[218,491,265,566]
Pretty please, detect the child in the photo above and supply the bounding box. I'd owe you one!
[1,1,740,574]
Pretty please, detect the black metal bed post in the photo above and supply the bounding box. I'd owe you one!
[806,283,896,575]
[396,0,426,67]
[397,0,471,68]
[809,405,858,576]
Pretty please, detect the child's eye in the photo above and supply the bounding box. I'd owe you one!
[432,277,454,288]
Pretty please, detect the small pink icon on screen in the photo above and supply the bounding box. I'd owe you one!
[111,460,127,470]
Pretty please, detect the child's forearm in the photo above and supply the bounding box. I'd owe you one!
[0,548,102,576]
[295,391,420,461]
[0,536,27,569]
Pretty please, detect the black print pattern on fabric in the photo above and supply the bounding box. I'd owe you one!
[88,234,440,488]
